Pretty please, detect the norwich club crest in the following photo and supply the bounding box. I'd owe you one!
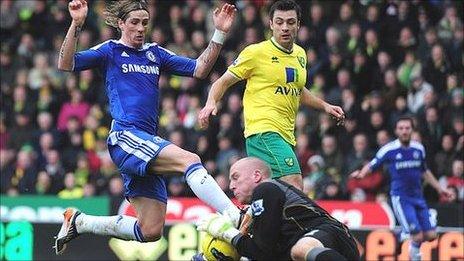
[284,158,294,166]
[297,56,305,68]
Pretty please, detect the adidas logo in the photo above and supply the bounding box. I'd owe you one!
[121,51,129,57]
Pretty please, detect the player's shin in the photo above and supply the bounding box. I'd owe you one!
[184,163,240,225]
[409,241,421,261]
[75,213,145,242]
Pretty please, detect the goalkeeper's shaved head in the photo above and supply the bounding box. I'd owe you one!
[235,157,271,178]
[229,157,272,204]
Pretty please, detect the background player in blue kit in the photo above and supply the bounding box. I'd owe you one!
[351,116,454,261]
[54,0,239,255]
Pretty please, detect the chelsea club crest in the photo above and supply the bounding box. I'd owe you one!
[146,51,156,62]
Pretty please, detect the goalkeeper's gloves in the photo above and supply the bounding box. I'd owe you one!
[222,205,241,228]
[197,214,241,243]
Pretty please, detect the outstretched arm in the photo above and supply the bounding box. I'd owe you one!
[198,72,240,128]
[301,88,345,125]
[193,4,236,79]
[423,170,454,200]
[58,0,88,71]
[350,163,372,179]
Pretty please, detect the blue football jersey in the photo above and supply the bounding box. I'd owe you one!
[369,139,427,197]
[73,40,196,134]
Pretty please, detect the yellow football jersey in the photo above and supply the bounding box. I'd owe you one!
[228,38,307,145]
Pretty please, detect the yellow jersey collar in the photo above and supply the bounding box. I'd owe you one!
[270,37,293,54]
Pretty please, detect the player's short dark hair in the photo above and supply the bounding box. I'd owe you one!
[396,116,415,129]
[269,0,301,21]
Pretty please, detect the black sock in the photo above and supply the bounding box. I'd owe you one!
[305,247,347,261]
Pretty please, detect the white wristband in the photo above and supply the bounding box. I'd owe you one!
[211,29,226,44]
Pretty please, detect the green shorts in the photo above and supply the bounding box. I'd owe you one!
[246,132,301,179]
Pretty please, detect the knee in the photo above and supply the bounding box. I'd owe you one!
[424,231,437,242]
[411,232,424,243]
[139,222,163,242]
[182,152,201,168]
[290,237,324,261]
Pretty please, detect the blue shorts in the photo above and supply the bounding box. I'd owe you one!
[107,128,171,204]
[391,195,435,237]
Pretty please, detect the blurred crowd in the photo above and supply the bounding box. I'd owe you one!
[1,0,463,205]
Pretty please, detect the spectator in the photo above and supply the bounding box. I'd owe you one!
[8,112,34,151]
[1,148,38,194]
[434,134,457,178]
[345,133,373,175]
[362,4,381,33]
[388,96,409,129]
[439,159,464,202]
[303,155,329,199]
[423,44,452,96]
[319,181,346,200]
[396,51,422,89]
[308,3,328,50]
[364,29,380,65]
[345,22,363,56]
[16,33,36,68]
[420,107,444,157]
[0,115,9,150]
[0,0,19,44]
[351,50,372,99]
[395,26,417,63]
[325,68,353,105]
[28,52,59,90]
[296,133,315,176]
[383,69,406,112]
[306,47,323,86]
[57,88,90,131]
[332,2,354,43]
[371,51,392,91]
[83,183,96,197]
[375,129,392,149]
[35,171,53,195]
[58,172,83,199]
[418,27,439,64]
[407,75,433,114]
[215,133,240,175]
[449,25,463,72]
[33,111,60,146]
[320,135,344,184]
[319,26,342,64]
[437,5,462,45]
[0,49,15,88]
[444,87,463,127]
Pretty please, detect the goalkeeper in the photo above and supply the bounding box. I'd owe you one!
[197,157,359,261]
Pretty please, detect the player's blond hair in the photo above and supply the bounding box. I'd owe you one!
[104,0,149,29]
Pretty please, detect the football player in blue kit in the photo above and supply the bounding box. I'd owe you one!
[351,116,453,261]
[54,0,239,254]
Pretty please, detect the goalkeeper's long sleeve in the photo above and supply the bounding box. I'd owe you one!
[231,182,285,260]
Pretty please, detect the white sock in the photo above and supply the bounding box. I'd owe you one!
[409,241,421,261]
[184,163,240,224]
[75,213,145,242]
